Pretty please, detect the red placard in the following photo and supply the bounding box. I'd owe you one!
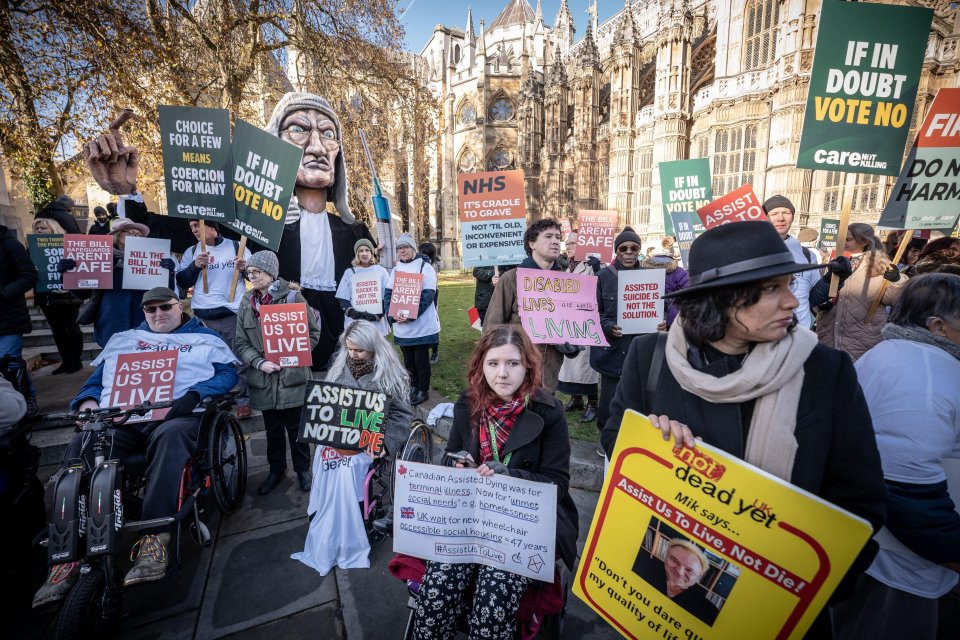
[574,210,617,262]
[63,234,113,289]
[109,351,178,423]
[260,303,313,368]
[559,217,573,238]
[696,184,766,230]
[388,272,424,320]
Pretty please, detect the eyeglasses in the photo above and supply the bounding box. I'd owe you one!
[281,124,341,148]
[245,268,265,278]
[143,303,177,314]
[617,244,641,253]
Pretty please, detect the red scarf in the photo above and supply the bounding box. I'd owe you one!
[250,290,273,319]
[478,395,527,465]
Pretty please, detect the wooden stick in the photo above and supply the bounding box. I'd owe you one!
[829,172,858,297]
[864,230,911,323]
[199,220,209,294]
[227,236,247,304]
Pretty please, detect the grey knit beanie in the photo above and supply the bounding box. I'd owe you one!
[396,233,417,250]
[247,251,279,279]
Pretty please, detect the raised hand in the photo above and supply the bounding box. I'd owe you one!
[86,110,140,195]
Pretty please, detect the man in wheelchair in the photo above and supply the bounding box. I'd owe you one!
[33,287,238,607]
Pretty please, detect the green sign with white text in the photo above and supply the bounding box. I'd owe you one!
[659,159,712,237]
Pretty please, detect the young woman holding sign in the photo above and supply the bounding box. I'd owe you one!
[336,238,390,336]
[235,250,320,496]
[412,326,578,640]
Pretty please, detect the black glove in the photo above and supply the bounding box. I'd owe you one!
[372,313,384,321]
[556,342,581,358]
[822,256,853,282]
[882,265,901,282]
[165,391,201,420]
[159,258,177,272]
[585,256,602,273]
[484,460,510,475]
[57,258,77,274]
[358,311,379,322]
[817,300,834,313]
[345,308,360,319]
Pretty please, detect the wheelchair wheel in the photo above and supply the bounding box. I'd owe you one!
[206,412,247,514]
[55,568,121,640]
[391,421,433,502]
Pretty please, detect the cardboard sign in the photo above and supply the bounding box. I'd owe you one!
[63,235,113,289]
[108,351,178,423]
[516,267,608,347]
[697,185,765,230]
[297,381,388,455]
[458,170,527,267]
[796,2,933,175]
[352,277,383,315]
[671,212,698,268]
[617,270,665,334]
[574,211,618,262]
[574,411,873,640]
[389,272,423,320]
[659,159,713,236]
[158,105,234,221]
[879,88,960,230]
[392,460,557,581]
[260,303,313,368]
[819,218,840,254]
[27,234,64,293]
[227,119,302,252]
[122,236,171,290]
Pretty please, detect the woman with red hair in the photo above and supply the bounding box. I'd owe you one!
[412,326,578,640]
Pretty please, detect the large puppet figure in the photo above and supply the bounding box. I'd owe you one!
[266,93,375,371]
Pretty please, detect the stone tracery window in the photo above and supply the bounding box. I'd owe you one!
[744,0,779,70]
[490,98,515,121]
[821,172,880,213]
[713,124,759,197]
[458,148,478,173]
[459,102,477,126]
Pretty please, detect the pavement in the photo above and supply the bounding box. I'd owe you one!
[13,362,619,639]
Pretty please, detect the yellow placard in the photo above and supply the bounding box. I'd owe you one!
[574,411,873,640]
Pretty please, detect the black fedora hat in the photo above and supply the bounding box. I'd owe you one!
[664,221,822,298]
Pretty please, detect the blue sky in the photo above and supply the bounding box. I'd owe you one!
[400,0,621,52]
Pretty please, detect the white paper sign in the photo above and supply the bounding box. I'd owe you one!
[352,277,382,314]
[617,269,665,334]
[122,237,171,290]
[392,461,557,581]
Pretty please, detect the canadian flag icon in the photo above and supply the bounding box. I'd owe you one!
[467,307,482,331]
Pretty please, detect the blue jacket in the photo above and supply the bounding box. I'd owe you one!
[89,251,175,348]
[72,315,238,409]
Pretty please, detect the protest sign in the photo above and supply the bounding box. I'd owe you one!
[574,411,873,640]
[226,119,302,252]
[559,216,572,238]
[879,88,960,230]
[796,2,932,175]
[389,272,423,320]
[108,351,178,423]
[260,303,313,368]
[659,159,713,236]
[351,277,383,315]
[458,170,527,267]
[818,218,840,254]
[63,235,113,289]
[392,460,557,581]
[671,212,697,267]
[468,306,482,331]
[27,234,64,293]
[516,267,608,347]
[617,270,665,334]
[297,381,388,456]
[697,184,764,230]
[158,105,233,221]
[122,237,171,290]
[574,210,618,262]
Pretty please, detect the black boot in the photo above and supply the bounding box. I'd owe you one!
[373,510,394,534]
[257,470,285,495]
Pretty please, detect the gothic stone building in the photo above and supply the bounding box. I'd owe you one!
[417,0,958,264]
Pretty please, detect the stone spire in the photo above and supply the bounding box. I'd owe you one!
[547,42,567,86]
[578,19,599,68]
[465,6,475,41]
[614,0,637,47]
[553,0,575,52]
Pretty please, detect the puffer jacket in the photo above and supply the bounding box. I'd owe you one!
[325,367,414,458]
[816,256,907,362]
[235,279,321,410]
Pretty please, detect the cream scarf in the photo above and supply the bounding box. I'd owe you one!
[664,320,818,481]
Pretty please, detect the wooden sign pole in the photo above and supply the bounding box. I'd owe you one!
[199,220,209,294]
[227,236,248,303]
[864,230,912,323]
[829,172,858,297]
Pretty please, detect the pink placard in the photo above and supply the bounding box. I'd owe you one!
[516,268,609,347]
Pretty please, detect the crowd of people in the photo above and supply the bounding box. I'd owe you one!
[2,90,958,639]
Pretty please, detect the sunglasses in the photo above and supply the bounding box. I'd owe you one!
[617,244,641,253]
[143,303,177,314]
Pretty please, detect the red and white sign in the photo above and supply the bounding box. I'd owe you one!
[352,277,383,315]
[559,217,573,238]
[260,303,313,368]
[63,234,113,289]
[696,184,765,230]
[109,351,178,423]
[574,211,618,262]
[389,272,423,320]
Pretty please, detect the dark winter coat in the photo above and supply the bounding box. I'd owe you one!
[473,266,495,310]
[590,258,642,378]
[643,253,689,325]
[276,213,374,287]
[0,226,39,335]
[449,390,579,571]
[36,197,81,234]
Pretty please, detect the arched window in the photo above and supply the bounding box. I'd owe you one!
[458,148,478,173]
[713,124,760,196]
[744,0,779,70]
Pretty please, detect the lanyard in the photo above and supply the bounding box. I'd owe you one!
[486,421,512,466]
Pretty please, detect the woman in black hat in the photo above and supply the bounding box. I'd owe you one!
[600,221,886,635]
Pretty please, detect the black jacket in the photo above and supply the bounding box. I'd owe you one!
[449,390,579,571]
[473,266,495,310]
[0,226,39,335]
[276,214,374,287]
[124,200,196,254]
[590,258,643,377]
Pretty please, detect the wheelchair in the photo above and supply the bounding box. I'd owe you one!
[40,396,247,640]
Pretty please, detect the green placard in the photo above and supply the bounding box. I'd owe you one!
[819,218,840,253]
[659,159,712,236]
[796,1,932,176]
[159,105,234,221]
[226,119,303,252]
[27,234,64,293]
